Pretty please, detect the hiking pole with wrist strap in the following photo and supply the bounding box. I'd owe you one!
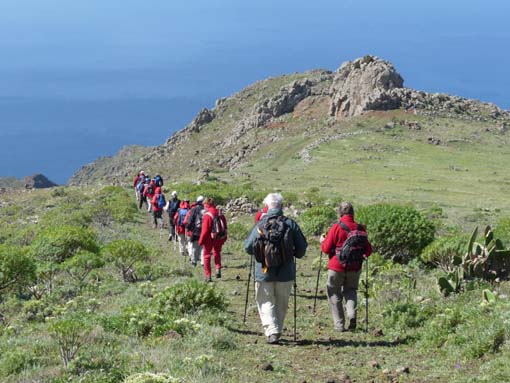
[313,250,323,313]
[365,256,369,333]
[293,256,297,342]
[243,254,254,324]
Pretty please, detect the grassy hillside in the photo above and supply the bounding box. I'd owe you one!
[1,183,510,382]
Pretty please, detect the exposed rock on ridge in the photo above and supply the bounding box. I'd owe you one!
[329,55,404,118]
[23,174,58,189]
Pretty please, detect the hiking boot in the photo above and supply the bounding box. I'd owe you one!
[267,334,280,344]
[216,269,221,279]
[348,319,357,331]
[191,261,197,267]
[168,234,173,241]
[335,326,346,332]
[206,276,212,283]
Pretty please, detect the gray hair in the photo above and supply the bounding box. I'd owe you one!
[263,193,283,209]
[338,202,354,217]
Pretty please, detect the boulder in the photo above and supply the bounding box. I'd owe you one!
[329,55,404,118]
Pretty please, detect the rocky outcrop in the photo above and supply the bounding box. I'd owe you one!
[329,55,404,118]
[225,196,258,215]
[188,108,215,133]
[23,174,58,189]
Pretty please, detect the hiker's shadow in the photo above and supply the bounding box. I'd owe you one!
[280,337,409,348]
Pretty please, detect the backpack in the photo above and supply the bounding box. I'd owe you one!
[154,175,164,187]
[169,199,180,214]
[157,194,166,209]
[253,216,294,268]
[136,180,145,193]
[335,222,368,266]
[177,208,189,227]
[187,206,204,241]
[206,212,227,240]
[146,184,154,195]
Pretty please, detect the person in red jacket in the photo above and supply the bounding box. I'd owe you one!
[151,186,164,229]
[199,197,228,282]
[133,171,144,201]
[143,180,156,213]
[254,204,268,223]
[174,199,190,258]
[320,202,372,332]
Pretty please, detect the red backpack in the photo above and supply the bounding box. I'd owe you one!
[206,212,227,240]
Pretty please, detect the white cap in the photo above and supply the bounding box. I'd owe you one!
[197,195,204,203]
[139,170,145,175]
[171,191,177,197]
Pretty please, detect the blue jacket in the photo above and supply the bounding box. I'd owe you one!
[244,208,307,282]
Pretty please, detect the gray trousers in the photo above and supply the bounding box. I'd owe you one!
[188,240,202,264]
[326,269,361,330]
[255,281,293,337]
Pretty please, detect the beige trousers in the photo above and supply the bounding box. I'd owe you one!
[255,281,293,337]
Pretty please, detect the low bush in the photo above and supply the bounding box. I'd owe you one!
[420,235,467,271]
[382,302,432,334]
[0,245,36,296]
[102,240,150,282]
[357,204,435,263]
[0,349,35,377]
[227,222,250,241]
[298,206,337,236]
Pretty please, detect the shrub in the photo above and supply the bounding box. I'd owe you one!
[61,250,105,288]
[357,204,435,263]
[91,186,138,225]
[493,217,510,246]
[102,239,150,282]
[298,206,337,236]
[49,314,93,368]
[421,234,467,272]
[155,279,226,315]
[31,225,100,263]
[0,349,34,377]
[0,245,36,295]
[383,302,432,334]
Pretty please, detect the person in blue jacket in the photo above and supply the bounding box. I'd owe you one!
[244,192,307,344]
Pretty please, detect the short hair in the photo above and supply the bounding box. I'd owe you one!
[338,202,354,217]
[263,193,283,209]
[204,197,215,206]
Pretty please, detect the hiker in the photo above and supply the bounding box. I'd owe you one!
[143,179,156,212]
[174,199,190,258]
[151,186,165,229]
[184,196,205,267]
[138,176,150,210]
[165,191,180,241]
[320,202,372,332]
[133,171,144,201]
[244,193,307,344]
[255,204,268,223]
[199,197,228,282]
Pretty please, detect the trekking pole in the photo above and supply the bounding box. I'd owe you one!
[293,256,297,342]
[365,256,369,333]
[243,254,254,324]
[313,250,323,313]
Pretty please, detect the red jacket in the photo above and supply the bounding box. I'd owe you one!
[199,205,227,248]
[321,215,372,272]
[255,206,268,223]
[133,174,142,188]
[151,187,163,212]
[174,201,190,235]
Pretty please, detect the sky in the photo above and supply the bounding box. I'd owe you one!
[0,0,509,183]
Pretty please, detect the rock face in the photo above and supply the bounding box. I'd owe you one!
[329,55,404,118]
[188,108,215,133]
[23,174,58,189]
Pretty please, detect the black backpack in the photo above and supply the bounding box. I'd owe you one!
[187,205,204,241]
[335,222,368,266]
[253,216,294,268]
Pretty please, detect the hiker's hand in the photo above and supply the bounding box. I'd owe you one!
[319,234,326,243]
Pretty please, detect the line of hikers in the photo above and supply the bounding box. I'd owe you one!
[133,171,228,282]
[132,172,372,345]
